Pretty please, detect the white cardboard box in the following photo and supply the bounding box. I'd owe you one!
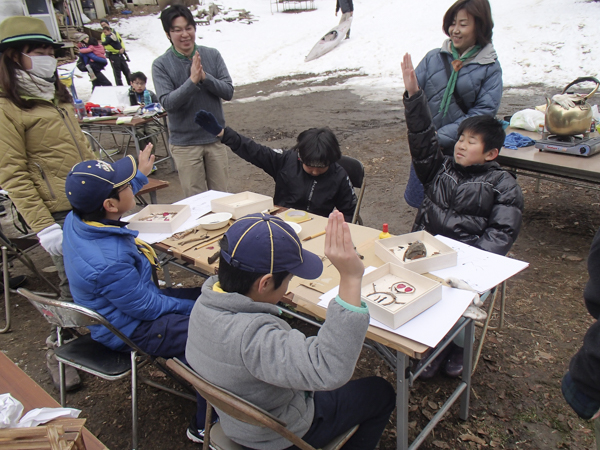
[361,263,442,329]
[127,204,191,234]
[211,191,273,219]
[374,230,457,274]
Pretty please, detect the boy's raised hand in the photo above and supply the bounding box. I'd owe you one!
[194,110,224,137]
[137,143,155,176]
[401,53,419,98]
[325,211,364,307]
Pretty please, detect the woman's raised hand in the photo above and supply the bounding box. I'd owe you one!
[401,53,419,98]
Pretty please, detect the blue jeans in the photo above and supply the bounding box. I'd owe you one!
[242,376,395,450]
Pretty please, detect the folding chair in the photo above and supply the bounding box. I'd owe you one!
[166,358,359,450]
[17,289,196,450]
[337,156,366,225]
[0,227,60,333]
[81,130,119,162]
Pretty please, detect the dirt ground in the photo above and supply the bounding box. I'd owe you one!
[2,71,600,450]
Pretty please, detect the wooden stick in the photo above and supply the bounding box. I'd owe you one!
[302,230,326,241]
[295,217,313,224]
[192,232,227,250]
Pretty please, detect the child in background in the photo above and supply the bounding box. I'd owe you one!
[194,110,357,221]
[401,52,524,377]
[77,35,111,88]
[128,71,160,158]
[185,212,395,448]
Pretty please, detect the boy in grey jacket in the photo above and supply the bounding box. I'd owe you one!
[186,212,395,449]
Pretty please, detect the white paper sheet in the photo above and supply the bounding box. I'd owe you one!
[429,235,529,294]
[317,274,475,348]
[124,190,232,244]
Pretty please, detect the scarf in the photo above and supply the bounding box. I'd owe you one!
[83,220,161,271]
[16,70,56,102]
[438,42,481,117]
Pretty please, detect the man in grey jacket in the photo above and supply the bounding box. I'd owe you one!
[152,5,233,197]
[186,212,395,449]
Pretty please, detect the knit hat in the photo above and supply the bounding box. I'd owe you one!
[0,16,63,52]
[65,156,137,213]
[221,213,323,279]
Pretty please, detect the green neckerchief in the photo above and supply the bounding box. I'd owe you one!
[171,43,199,60]
[438,42,481,117]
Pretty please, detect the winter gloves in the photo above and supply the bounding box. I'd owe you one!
[194,110,224,136]
[445,277,487,322]
[38,223,63,256]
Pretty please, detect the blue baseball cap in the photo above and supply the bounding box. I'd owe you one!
[221,213,323,279]
[65,156,137,213]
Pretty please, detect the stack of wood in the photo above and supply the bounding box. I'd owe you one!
[0,418,87,450]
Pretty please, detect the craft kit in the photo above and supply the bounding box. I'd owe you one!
[374,230,457,274]
[127,204,190,233]
[210,191,273,219]
[361,263,442,329]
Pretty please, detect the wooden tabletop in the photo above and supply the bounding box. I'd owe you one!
[79,112,166,127]
[0,352,108,450]
[498,127,600,184]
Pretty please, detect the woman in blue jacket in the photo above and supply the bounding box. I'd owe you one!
[404,0,503,208]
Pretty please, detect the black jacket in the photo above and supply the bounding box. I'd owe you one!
[221,127,357,221]
[405,90,523,256]
[569,227,600,402]
[336,0,353,13]
[128,88,158,106]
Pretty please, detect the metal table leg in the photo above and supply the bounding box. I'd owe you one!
[397,351,410,450]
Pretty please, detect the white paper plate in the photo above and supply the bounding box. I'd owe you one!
[198,212,232,230]
[285,221,302,235]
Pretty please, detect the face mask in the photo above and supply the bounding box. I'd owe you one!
[22,54,57,79]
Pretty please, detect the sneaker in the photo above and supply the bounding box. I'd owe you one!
[1,275,26,291]
[0,204,6,217]
[186,414,217,448]
[150,165,157,174]
[444,344,464,378]
[46,348,82,391]
[85,64,97,81]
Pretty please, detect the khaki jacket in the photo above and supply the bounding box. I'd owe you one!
[0,96,94,232]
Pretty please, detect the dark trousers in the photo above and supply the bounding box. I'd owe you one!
[243,376,396,450]
[129,287,208,424]
[108,53,131,86]
[91,70,112,88]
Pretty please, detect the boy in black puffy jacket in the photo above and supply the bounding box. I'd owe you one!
[401,53,523,257]
[401,53,524,378]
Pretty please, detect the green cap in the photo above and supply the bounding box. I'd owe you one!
[0,16,63,52]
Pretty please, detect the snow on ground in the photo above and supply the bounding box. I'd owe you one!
[68,0,600,103]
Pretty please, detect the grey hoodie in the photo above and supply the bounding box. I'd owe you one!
[185,276,370,450]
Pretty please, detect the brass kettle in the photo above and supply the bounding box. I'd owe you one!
[545,77,599,136]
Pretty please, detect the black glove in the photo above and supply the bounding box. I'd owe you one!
[194,110,223,136]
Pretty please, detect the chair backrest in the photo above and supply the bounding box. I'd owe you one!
[337,155,364,189]
[81,130,116,162]
[166,358,317,450]
[17,288,142,353]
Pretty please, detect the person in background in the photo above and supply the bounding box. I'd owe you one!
[562,227,600,450]
[128,71,160,157]
[403,0,502,209]
[0,16,97,390]
[99,18,131,86]
[77,35,111,88]
[152,5,233,197]
[335,0,353,39]
[195,110,357,221]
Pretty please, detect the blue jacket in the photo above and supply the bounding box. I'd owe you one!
[415,40,503,152]
[62,172,195,350]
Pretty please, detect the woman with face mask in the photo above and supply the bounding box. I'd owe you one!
[403,0,503,209]
[0,16,95,390]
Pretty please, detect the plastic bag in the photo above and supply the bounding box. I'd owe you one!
[509,109,545,132]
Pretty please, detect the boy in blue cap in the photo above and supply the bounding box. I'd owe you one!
[185,211,395,448]
[62,146,210,442]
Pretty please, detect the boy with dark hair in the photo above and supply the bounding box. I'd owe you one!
[62,146,209,441]
[186,212,395,448]
[401,53,524,377]
[152,4,233,197]
[128,71,160,156]
[194,110,357,221]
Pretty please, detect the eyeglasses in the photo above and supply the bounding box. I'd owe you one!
[116,182,132,194]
